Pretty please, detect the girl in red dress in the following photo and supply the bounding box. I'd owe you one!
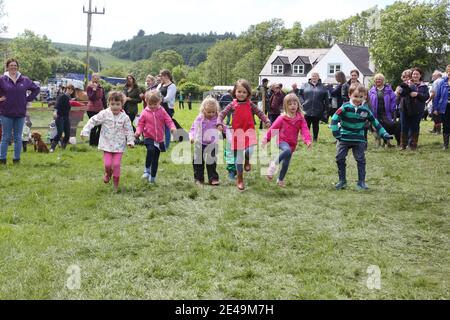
[217,79,271,190]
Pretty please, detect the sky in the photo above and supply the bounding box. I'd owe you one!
[3,0,400,48]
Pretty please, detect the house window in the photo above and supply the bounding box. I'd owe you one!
[293,65,304,75]
[272,65,284,74]
[328,64,342,75]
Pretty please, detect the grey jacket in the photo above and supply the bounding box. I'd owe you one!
[299,80,329,117]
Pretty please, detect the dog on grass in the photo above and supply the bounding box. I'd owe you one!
[31,132,50,153]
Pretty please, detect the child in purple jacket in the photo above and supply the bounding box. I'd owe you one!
[190,97,220,186]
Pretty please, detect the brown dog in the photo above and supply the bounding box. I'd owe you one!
[31,132,50,153]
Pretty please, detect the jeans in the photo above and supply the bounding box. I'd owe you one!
[276,142,293,182]
[193,143,219,182]
[441,105,450,134]
[144,138,162,179]
[0,116,25,161]
[336,141,366,183]
[54,116,71,146]
[165,108,175,150]
[234,146,254,174]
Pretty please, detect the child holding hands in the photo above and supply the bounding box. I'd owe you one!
[136,90,176,184]
[217,79,271,190]
[81,91,135,192]
[263,94,312,187]
[189,97,220,186]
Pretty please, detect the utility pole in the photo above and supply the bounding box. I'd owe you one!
[83,0,105,88]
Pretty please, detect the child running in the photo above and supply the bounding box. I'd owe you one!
[217,79,271,190]
[81,91,135,192]
[135,90,176,184]
[189,97,220,186]
[263,94,312,187]
[331,84,392,190]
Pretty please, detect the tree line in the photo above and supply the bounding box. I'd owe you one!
[0,0,448,97]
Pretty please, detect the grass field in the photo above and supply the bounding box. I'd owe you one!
[0,107,449,300]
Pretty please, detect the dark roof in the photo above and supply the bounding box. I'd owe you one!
[337,44,374,76]
[272,56,290,65]
[292,56,311,65]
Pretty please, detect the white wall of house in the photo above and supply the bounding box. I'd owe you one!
[308,44,363,84]
[259,76,310,91]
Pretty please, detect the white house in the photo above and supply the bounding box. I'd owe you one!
[259,44,375,90]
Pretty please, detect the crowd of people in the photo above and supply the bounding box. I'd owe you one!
[0,57,448,192]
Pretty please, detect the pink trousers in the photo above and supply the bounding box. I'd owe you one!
[103,152,123,187]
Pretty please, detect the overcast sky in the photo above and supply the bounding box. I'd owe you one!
[4,0,400,48]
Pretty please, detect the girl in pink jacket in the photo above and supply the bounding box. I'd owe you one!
[135,91,176,184]
[263,94,312,187]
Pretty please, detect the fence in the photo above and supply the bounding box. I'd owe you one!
[28,102,88,138]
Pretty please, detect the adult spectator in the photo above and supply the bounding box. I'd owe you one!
[123,74,141,132]
[219,90,233,125]
[330,71,346,116]
[257,78,270,129]
[86,73,105,146]
[342,69,361,103]
[299,72,329,142]
[268,84,285,123]
[179,91,185,110]
[0,58,40,164]
[433,64,450,150]
[141,75,158,107]
[159,69,177,149]
[187,93,193,110]
[290,83,300,97]
[428,70,443,134]
[368,74,400,146]
[396,67,430,151]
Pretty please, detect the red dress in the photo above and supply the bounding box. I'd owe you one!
[231,100,257,151]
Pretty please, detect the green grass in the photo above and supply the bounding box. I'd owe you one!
[0,109,449,300]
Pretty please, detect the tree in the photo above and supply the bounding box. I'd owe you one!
[150,49,184,73]
[371,0,450,86]
[10,30,58,81]
[202,39,249,85]
[241,19,287,69]
[233,49,261,87]
[49,57,85,75]
[101,65,129,78]
[303,19,340,48]
[281,22,305,48]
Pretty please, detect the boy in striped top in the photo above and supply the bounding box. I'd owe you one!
[331,84,392,190]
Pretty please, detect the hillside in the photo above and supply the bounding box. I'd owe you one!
[110,31,236,66]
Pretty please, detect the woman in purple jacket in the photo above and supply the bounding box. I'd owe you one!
[368,74,400,146]
[0,58,40,164]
